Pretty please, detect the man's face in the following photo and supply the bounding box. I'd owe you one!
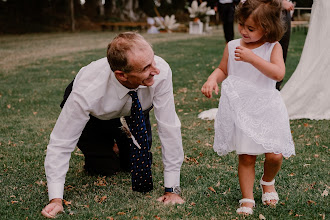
[124,43,160,89]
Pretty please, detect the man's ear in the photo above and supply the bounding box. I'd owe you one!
[114,70,128,82]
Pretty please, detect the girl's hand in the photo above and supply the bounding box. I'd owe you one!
[234,46,255,63]
[201,79,219,98]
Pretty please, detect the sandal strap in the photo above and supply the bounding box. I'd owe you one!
[260,177,275,186]
[239,198,255,207]
[236,206,253,215]
[262,192,279,204]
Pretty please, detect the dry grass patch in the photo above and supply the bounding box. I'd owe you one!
[0,30,223,72]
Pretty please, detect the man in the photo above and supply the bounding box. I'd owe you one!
[41,32,185,218]
[217,0,238,43]
[276,0,295,90]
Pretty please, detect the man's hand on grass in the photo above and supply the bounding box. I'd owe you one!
[41,198,64,218]
[157,192,185,205]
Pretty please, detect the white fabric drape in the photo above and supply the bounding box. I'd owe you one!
[280,0,330,120]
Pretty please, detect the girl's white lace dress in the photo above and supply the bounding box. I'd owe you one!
[214,39,295,158]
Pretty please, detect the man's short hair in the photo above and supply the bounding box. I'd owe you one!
[107,32,151,73]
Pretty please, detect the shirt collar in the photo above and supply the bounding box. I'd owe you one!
[111,71,147,99]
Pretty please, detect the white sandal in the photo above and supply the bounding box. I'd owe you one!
[236,198,255,215]
[260,177,279,206]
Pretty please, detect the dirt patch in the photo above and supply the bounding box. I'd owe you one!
[0,30,223,72]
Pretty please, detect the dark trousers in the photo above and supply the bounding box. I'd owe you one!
[60,79,153,176]
[219,3,235,42]
[276,10,292,90]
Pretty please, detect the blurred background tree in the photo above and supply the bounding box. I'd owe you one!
[0,0,313,34]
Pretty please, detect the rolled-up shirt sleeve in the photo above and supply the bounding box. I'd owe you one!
[153,66,184,188]
[45,91,90,200]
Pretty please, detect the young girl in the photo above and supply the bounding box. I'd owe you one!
[201,0,295,215]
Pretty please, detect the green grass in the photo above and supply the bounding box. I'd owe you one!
[0,30,329,219]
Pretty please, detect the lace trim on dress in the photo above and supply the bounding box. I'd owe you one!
[214,76,295,157]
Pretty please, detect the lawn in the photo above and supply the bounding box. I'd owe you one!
[0,29,328,219]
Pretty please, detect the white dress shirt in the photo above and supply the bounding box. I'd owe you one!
[45,56,184,200]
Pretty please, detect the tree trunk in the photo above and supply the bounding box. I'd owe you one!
[103,0,146,22]
[70,0,75,31]
[121,0,146,21]
[84,0,99,18]
[98,0,104,16]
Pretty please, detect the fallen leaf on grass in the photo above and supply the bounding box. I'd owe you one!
[154,216,161,219]
[11,201,18,204]
[65,185,74,191]
[259,214,266,219]
[303,123,309,127]
[190,202,196,206]
[184,156,199,165]
[74,152,84,156]
[321,189,328,197]
[94,176,107,186]
[94,195,107,203]
[106,217,114,220]
[35,180,46,186]
[307,200,316,205]
[222,188,230,194]
[117,212,125,215]
[288,173,295,177]
[208,187,216,193]
[63,200,72,206]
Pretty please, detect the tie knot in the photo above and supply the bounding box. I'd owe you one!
[128,90,138,98]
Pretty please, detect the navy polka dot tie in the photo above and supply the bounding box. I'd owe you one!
[127,91,153,192]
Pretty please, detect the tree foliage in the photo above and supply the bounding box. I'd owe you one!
[295,0,313,7]
[0,0,314,34]
[0,0,189,33]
